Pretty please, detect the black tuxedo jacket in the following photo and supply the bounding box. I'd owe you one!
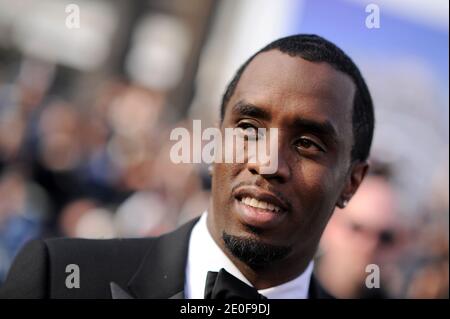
[0,218,333,299]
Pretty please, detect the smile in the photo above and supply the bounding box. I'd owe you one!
[239,197,282,213]
[233,187,289,229]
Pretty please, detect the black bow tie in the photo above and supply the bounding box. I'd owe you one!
[204,268,267,299]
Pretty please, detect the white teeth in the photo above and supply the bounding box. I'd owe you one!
[259,201,268,209]
[240,197,281,212]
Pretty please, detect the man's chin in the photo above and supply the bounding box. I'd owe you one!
[222,231,292,269]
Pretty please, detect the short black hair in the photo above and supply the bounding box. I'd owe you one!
[220,34,374,162]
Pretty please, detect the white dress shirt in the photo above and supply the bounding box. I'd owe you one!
[184,212,314,299]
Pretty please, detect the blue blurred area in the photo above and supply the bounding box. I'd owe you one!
[288,0,449,101]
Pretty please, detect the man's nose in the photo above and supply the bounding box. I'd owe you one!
[246,143,291,183]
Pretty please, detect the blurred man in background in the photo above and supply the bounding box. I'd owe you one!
[316,172,409,298]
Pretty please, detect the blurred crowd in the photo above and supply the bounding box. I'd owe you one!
[0,59,211,283]
[0,0,448,299]
[0,56,447,299]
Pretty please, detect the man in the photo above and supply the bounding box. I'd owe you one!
[316,174,401,298]
[0,34,374,299]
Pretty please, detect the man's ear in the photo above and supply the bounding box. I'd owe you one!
[336,160,369,208]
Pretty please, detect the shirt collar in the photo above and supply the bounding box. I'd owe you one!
[184,212,314,299]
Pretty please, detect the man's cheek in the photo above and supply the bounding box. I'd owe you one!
[212,164,234,200]
[297,170,336,212]
[216,162,244,180]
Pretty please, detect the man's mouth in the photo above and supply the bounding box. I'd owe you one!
[233,187,289,229]
[239,197,282,213]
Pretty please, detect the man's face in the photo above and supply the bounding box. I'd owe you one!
[209,50,364,270]
[319,176,403,291]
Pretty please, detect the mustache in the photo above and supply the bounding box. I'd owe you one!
[231,180,292,212]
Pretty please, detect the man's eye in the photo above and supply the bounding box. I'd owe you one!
[237,123,260,139]
[295,138,323,152]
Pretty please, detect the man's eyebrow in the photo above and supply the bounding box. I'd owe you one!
[232,101,271,121]
[292,117,338,143]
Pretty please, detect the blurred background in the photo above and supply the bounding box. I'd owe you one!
[0,0,447,298]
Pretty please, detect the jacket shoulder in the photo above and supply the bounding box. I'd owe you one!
[45,237,156,298]
[0,237,156,299]
[0,239,49,298]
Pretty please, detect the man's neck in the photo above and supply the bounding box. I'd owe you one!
[206,212,313,290]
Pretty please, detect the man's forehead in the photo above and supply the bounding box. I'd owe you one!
[234,50,356,110]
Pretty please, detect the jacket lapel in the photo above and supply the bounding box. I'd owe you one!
[110,282,134,299]
[123,217,199,299]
